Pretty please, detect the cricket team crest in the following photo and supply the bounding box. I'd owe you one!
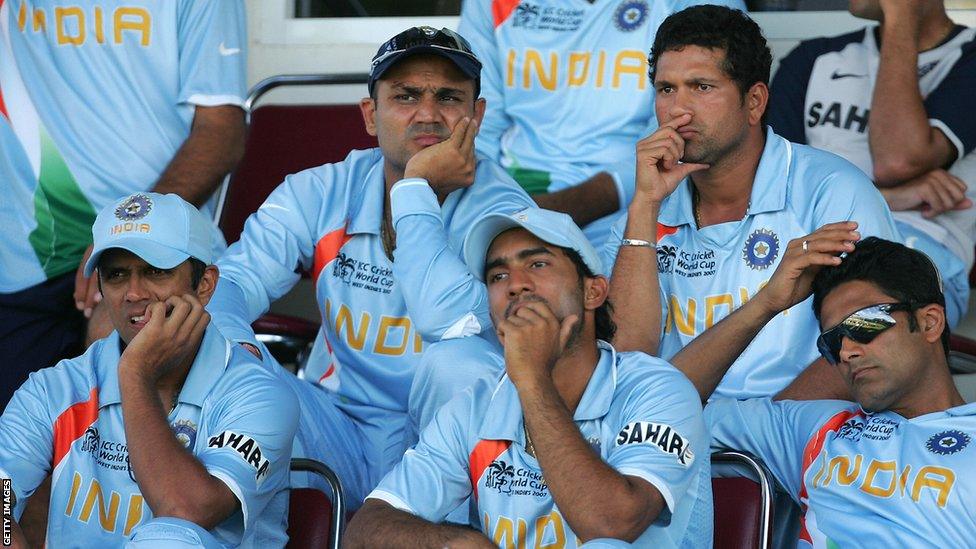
[115,194,153,221]
[743,228,779,270]
[614,1,648,32]
[172,419,198,449]
[925,430,971,456]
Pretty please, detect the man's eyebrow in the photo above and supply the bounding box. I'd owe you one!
[483,246,554,274]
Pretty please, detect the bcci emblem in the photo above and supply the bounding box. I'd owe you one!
[115,194,153,221]
[485,459,515,495]
[614,0,648,32]
[657,245,677,274]
[172,419,198,449]
[925,430,971,456]
[742,228,779,270]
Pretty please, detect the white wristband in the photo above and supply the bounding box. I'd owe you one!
[620,238,655,249]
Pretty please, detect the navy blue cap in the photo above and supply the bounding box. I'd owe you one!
[369,26,482,95]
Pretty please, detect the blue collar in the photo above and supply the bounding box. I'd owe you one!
[97,324,232,408]
[346,149,386,236]
[478,341,619,445]
[659,127,793,226]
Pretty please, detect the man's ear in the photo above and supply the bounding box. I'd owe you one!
[473,97,487,126]
[747,82,768,126]
[917,304,946,344]
[360,97,378,137]
[583,275,610,311]
[196,265,220,306]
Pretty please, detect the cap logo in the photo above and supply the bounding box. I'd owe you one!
[420,26,437,37]
[115,194,153,221]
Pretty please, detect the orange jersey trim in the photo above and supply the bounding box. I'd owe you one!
[312,226,353,284]
[492,0,521,28]
[797,409,862,544]
[468,439,512,500]
[657,223,679,242]
[52,388,99,468]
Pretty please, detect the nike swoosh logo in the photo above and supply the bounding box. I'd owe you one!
[831,70,866,80]
[219,42,241,56]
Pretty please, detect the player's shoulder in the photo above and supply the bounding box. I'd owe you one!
[13,340,106,417]
[784,137,875,194]
[282,147,384,198]
[789,27,869,63]
[613,349,700,404]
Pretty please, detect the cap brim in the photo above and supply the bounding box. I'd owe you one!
[463,213,547,281]
[84,238,191,277]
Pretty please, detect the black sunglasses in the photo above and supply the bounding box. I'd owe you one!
[816,302,914,365]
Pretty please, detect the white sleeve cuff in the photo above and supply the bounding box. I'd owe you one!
[930,118,964,160]
[390,178,440,224]
[365,489,417,514]
[439,313,484,340]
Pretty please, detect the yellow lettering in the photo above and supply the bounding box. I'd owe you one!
[567,52,590,87]
[94,6,105,44]
[64,471,83,517]
[334,304,369,351]
[811,451,828,488]
[413,332,424,354]
[668,295,697,336]
[523,50,557,91]
[33,8,46,32]
[612,50,647,90]
[122,494,144,536]
[374,316,410,355]
[506,49,516,88]
[898,464,912,497]
[534,511,566,549]
[114,7,150,47]
[17,2,27,31]
[861,459,897,498]
[79,479,121,532]
[911,466,955,508]
[55,7,85,46]
[704,294,733,329]
[739,287,750,305]
[596,51,606,88]
[825,455,861,486]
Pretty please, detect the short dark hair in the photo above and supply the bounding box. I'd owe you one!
[562,248,616,343]
[649,5,772,98]
[811,237,950,357]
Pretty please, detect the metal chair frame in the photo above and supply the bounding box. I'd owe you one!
[290,457,346,549]
[711,450,776,549]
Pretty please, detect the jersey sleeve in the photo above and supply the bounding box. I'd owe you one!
[607,365,708,524]
[391,161,534,340]
[366,385,480,521]
[209,171,325,344]
[0,373,57,517]
[704,398,850,501]
[767,41,816,144]
[197,355,300,536]
[459,0,512,162]
[176,0,247,107]
[801,156,901,242]
[923,38,976,158]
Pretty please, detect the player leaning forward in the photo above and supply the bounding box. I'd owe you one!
[0,193,298,548]
[346,208,711,548]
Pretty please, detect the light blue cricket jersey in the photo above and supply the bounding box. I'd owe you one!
[0,0,245,292]
[707,398,976,548]
[369,342,713,548]
[605,128,901,400]
[459,0,745,246]
[0,326,299,547]
[209,149,533,468]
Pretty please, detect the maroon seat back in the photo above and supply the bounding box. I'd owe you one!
[713,476,765,549]
[287,487,333,549]
[711,451,774,549]
[220,103,377,245]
